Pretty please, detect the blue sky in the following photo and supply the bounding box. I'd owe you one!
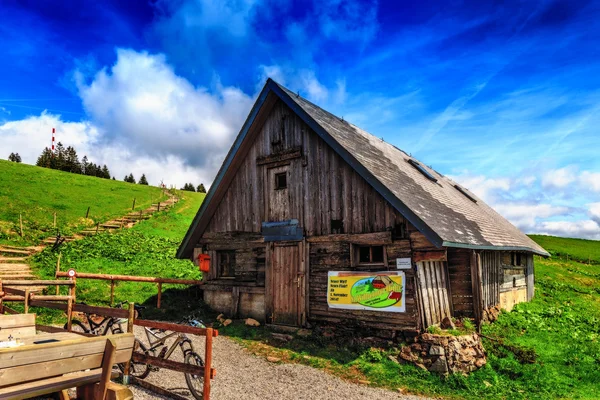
[1,0,599,239]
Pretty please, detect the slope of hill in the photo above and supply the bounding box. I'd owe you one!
[0,159,168,243]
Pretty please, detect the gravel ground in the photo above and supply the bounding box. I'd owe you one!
[128,326,429,400]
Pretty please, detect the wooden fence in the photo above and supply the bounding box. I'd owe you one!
[55,267,203,308]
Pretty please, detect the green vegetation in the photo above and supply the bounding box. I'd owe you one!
[529,234,600,264]
[29,190,205,322]
[219,236,600,400]
[0,159,168,244]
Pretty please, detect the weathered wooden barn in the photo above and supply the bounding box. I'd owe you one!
[177,79,549,335]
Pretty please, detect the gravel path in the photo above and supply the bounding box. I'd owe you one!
[128,326,428,400]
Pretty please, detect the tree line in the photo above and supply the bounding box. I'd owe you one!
[181,183,206,193]
[35,143,112,179]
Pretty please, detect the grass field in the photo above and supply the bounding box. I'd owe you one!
[529,234,600,264]
[30,190,206,323]
[0,159,168,244]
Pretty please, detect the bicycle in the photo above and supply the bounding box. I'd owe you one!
[130,307,206,399]
[63,301,128,335]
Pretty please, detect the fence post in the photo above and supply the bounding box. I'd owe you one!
[55,252,62,295]
[110,280,115,307]
[24,289,30,313]
[53,212,56,228]
[157,282,162,309]
[19,214,23,237]
[157,202,161,212]
[85,207,90,219]
[66,297,73,331]
[123,302,135,385]
[203,328,213,400]
[132,198,136,210]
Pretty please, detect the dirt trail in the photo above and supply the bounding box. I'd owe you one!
[129,328,428,400]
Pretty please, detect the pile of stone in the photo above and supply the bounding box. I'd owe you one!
[398,332,486,375]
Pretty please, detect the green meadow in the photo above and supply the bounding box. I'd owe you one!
[0,159,168,244]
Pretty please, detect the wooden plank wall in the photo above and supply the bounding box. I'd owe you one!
[307,238,419,331]
[526,254,534,301]
[447,248,473,317]
[416,261,452,327]
[480,251,501,309]
[205,99,405,236]
[198,232,266,285]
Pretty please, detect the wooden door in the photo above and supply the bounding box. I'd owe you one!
[416,261,452,328]
[270,242,304,326]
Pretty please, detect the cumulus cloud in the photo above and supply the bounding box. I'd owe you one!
[2,49,255,188]
[537,220,600,240]
[494,203,570,231]
[451,171,600,239]
[580,171,600,193]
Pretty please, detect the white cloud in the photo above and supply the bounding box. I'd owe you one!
[541,166,577,189]
[3,49,255,189]
[494,203,569,231]
[589,202,600,224]
[536,220,600,240]
[1,112,100,164]
[580,171,600,193]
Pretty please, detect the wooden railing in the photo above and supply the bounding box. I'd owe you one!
[55,268,203,308]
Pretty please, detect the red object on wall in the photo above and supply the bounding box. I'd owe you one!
[198,254,211,273]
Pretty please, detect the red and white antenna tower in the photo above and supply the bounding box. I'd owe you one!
[51,128,56,153]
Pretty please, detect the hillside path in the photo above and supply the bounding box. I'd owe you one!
[129,328,429,400]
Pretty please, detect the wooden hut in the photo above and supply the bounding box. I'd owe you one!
[177,79,548,335]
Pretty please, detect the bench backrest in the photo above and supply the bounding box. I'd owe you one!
[0,332,134,387]
[0,313,36,340]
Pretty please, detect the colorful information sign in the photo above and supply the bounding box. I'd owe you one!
[327,271,406,312]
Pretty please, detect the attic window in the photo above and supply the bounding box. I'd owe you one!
[408,159,437,182]
[454,184,477,203]
[275,172,287,190]
[353,245,387,266]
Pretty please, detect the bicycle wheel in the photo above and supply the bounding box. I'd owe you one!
[184,351,205,399]
[119,339,152,379]
[64,320,88,334]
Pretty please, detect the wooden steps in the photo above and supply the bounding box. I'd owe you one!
[0,256,27,263]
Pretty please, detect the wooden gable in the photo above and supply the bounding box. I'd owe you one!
[203,99,410,238]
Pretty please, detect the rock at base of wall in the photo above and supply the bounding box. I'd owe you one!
[397,333,486,375]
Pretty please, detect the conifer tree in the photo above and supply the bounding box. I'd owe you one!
[197,183,206,193]
[138,174,149,185]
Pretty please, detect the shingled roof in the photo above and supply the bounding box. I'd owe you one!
[177,79,549,258]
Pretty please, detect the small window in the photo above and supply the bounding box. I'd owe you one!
[331,219,344,234]
[511,252,523,267]
[408,159,437,182]
[217,250,236,278]
[275,172,287,190]
[454,184,477,203]
[355,245,385,265]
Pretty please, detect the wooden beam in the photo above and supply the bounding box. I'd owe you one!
[131,353,215,378]
[306,231,392,245]
[133,319,218,337]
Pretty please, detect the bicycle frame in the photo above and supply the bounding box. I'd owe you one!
[143,327,193,359]
[83,314,122,335]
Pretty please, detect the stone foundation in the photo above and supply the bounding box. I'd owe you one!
[399,333,486,374]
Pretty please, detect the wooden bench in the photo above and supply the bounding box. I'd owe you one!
[0,313,36,340]
[0,331,135,400]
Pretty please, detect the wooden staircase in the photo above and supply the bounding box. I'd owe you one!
[0,245,46,292]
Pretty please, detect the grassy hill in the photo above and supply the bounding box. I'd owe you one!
[0,159,168,244]
[30,189,205,321]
